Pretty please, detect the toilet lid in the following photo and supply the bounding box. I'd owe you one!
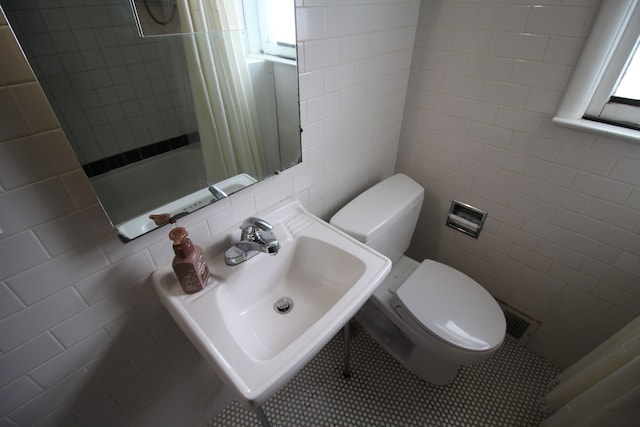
[394,260,505,351]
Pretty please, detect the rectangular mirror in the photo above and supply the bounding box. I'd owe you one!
[1,0,301,241]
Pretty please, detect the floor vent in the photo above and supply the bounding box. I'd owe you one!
[497,301,540,345]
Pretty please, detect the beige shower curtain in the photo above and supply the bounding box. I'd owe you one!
[176,0,263,183]
[542,315,640,426]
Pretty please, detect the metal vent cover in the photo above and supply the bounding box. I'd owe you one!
[497,301,540,345]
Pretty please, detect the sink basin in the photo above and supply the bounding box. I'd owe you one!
[152,200,391,408]
[217,235,366,361]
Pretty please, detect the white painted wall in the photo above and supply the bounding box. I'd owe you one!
[397,0,640,368]
[0,1,420,425]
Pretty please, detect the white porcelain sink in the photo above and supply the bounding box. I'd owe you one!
[217,235,367,361]
[152,201,391,408]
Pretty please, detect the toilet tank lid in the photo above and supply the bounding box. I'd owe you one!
[330,174,424,243]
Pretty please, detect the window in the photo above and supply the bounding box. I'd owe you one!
[257,0,296,60]
[553,0,640,143]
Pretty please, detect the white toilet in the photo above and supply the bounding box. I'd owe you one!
[330,174,506,385]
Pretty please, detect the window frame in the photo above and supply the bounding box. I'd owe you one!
[553,0,640,143]
[256,0,296,60]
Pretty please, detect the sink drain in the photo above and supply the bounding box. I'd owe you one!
[274,297,293,314]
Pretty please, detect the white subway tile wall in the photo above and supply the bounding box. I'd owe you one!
[0,1,420,425]
[398,0,639,368]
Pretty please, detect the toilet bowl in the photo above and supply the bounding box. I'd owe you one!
[330,174,506,385]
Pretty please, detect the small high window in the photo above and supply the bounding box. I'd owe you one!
[257,0,296,59]
[554,0,640,142]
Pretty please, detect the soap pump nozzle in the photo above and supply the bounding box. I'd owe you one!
[169,227,193,257]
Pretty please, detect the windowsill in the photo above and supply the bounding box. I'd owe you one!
[552,116,640,144]
[246,53,296,66]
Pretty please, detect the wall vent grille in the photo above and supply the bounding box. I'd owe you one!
[497,301,540,345]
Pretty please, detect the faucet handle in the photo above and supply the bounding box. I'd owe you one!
[239,217,275,242]
[240,217,273,232]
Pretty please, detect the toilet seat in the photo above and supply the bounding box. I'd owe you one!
[392,260,505,352]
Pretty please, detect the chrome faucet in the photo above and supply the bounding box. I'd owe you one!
[224,217,280,265]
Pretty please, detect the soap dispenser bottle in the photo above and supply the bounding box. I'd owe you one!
[169,227,210,294]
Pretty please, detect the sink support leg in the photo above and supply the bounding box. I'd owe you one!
[343,322,351,379]
[255,406,272,427]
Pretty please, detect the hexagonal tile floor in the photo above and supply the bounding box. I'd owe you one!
[211,321,559,426]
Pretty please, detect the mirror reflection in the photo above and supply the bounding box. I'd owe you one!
[1,0,301,241]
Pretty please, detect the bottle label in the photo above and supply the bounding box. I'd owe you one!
[196,254,210,283]
[172,245,209,294]
[174,263,205,294]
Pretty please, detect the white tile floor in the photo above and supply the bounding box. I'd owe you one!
[211,321,560,426]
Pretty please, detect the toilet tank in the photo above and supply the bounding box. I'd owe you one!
[330,174,424,264]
